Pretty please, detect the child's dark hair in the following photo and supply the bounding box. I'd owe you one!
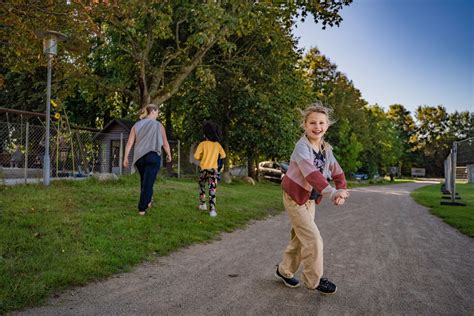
[203,121,222,142]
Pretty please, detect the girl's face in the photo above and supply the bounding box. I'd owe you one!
[304,112,329,144]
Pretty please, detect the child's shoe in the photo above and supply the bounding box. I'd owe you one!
[209,210,217,217]
[315,278,337,295]
[275,265,300,288]
[199,203,207,211]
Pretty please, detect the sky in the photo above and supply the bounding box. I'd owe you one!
[292,0,473,115]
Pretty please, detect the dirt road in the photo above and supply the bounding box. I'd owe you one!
[14,182,474,315]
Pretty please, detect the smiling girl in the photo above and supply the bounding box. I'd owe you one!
[275,102,349,295]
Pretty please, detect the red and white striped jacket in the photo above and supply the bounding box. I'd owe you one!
[282,136,347,205]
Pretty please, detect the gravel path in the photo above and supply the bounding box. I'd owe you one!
[14,182,474,315]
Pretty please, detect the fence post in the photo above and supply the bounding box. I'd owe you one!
[43,55,53,185]
[444,156,450,193]
[451,142,457,203]
[177,140,181,178]
[24,122,29,184]
[119,133,123,175]
[468,164,474,184]
[63,112,75,177]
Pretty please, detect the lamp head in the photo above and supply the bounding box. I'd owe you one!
[37,31,67,56]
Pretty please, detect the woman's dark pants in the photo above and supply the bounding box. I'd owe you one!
[135,151,161,212]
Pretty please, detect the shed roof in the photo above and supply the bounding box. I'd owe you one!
[93,119,136,140]
[102,119,136,133]
[93,119,177,142]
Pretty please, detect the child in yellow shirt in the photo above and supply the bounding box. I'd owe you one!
[194,121,226,217]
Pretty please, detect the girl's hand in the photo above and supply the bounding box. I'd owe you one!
[166,154,172,163]
[332,189,349,206]
[335,189,349,199]
[123,159,129,168]
[334,197,345,205]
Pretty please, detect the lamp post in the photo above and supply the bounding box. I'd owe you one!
[38,31,67,185]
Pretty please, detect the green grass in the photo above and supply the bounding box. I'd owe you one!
[411,183,474,237]
[0,175,283,313]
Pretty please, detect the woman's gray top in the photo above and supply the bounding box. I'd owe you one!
[131,118,164,173]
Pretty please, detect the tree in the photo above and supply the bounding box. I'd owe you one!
[85,0,353,111]
[361,105,403,176]
[1,1,353,124]
[412,105,451,176]
[448,111,472,139]
[0,69,46,116]
[0,1,93,73]
[386,104,419,175]
[0,1,110,126]
[167,18,311,178]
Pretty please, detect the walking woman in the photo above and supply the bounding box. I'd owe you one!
[123,104,172,215]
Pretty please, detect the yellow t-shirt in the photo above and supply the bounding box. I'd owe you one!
[194,140,226,170]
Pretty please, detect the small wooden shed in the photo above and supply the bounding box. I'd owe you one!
[94,119,135,174]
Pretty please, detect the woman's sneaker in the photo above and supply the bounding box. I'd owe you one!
[315,278,337,295]
[209,210,217,217]
[198,203,207,211]
[275,265,300,288]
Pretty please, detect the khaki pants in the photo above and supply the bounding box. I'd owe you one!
[279,191,323,289]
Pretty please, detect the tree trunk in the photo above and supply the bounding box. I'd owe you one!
[164,105,174,176]
[222,144,232,184]
[254,157,260,182]
[138,77,149,108]
[247,154,256,179]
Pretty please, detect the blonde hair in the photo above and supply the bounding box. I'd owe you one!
[300,102,334,151]
[139,103,159,119]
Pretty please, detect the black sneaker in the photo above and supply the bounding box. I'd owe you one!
[275,265,300,288]
[315,278,337,295]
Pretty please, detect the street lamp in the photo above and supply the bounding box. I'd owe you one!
[38,30,67,185]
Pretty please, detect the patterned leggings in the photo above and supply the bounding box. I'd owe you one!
[199,168,218,211]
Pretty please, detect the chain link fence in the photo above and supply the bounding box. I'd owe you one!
[0,120,197,184]
[1,121,99,182]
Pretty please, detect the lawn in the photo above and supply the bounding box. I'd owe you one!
[0,175,284,313]
[411,183,474,237]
